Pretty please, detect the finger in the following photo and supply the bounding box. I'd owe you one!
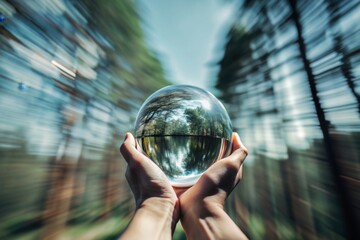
[230,132,248,162]
[236,164,243,181]
[224,149,247,167]
[204,133,247,178]
[120,132,146,165]
[125,132,136,147]
[206,133,248,173]
[232,132,248,153]
[232,132,241,152]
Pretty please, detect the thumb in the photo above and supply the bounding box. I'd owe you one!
[120,132,142,164]
[124,132,136,147]
[229,132,248,165]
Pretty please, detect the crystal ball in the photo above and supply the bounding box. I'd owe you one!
[134,85,233,187]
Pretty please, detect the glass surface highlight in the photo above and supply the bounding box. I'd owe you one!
[134,85,233,187]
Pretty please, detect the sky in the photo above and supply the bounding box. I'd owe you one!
[137,0,238,90]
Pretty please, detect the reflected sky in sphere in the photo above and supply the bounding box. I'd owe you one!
[135,85,232,187]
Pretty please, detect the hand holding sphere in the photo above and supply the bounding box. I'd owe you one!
[119,85,248,240]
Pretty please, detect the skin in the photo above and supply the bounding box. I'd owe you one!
[119,132,248,240]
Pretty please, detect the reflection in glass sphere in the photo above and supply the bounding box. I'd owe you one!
[134,85,233,187]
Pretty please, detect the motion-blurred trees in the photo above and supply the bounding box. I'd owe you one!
[0,0,171,239]
[81,0,168,103]
[216,0,360,239]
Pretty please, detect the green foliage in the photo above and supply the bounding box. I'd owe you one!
[81,0,170,103]
[184,107,206,134]
[248,214,266,240]
[170,119,189,135]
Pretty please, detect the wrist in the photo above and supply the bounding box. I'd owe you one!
[139,197,179,231]
[121,197,179,240]
[139,197,177,210]
[180,199,247,240]
[180,199,222,237]
[182,197,223,219]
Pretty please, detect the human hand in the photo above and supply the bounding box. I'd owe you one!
[119,132,248,240]
[176,132,248,240]
[119,132,179,239]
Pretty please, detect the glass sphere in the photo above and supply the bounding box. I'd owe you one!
[134,85,232,187]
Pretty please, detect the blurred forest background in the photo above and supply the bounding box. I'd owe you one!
[0,0,360,239]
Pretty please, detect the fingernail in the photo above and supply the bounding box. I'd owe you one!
[124,133,128,141]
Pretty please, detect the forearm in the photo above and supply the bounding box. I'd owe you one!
[181,204,248,240]
[120,198,177,240]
